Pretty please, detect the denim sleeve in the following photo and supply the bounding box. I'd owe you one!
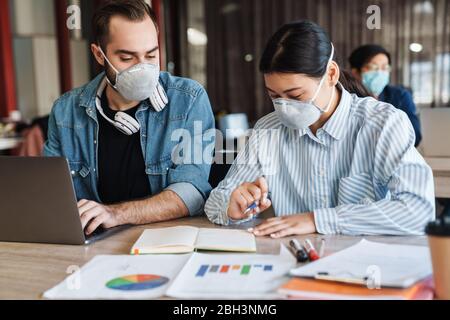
[166,87,215,216]
[43,105,62,157]
[165,182,205,217]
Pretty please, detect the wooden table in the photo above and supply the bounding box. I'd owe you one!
[425,157,450,198]
[0,214,428,300]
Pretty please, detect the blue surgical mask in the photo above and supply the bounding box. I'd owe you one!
[362,71,390,96]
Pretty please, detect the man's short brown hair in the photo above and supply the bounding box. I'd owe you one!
[93,0,158,50]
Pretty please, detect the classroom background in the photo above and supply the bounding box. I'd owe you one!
[0,0,449,216]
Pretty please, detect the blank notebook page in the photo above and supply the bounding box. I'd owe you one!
[195,228,257,252]
[133,226,199,249]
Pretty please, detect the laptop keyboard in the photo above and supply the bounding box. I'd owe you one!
[85,227,106,239]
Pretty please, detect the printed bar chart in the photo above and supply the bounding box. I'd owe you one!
[209,265,219,273]
[241,265,251,275]
[195,264,274,277]
[196,265,209,277]
[220,265,230,273]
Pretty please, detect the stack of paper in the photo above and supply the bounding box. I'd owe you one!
[290,239,432,288]
[280,239,434,300]
[279,277,434,300]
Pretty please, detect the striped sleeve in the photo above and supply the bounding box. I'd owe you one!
[204,117,279,225]
[314,110,435,236]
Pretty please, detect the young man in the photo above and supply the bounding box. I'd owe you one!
[44,0,215,235]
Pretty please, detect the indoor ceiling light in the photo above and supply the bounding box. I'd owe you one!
[187,28,208,46]
[409,43,424,53]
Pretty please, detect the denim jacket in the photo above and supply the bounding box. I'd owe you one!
[44,72,215,216]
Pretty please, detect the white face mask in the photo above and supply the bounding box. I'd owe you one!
[272,43,335,130]
[99,46,160,102]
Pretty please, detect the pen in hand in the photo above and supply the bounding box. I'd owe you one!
[243,191,270,217]
[228,177,271,221]
[243,201,259,216]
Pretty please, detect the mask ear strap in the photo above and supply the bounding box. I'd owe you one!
[321,83,336,114]
[98,46,118,73]
[311,43,335,102]
[98,45,120,85]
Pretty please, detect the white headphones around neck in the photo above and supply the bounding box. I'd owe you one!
[96,103,141,135]
[95,78,141,135]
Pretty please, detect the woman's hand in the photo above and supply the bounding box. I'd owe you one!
[227,177,272,221]
[248,213,317,238]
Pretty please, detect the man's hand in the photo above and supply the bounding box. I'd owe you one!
[248,213,317,238]
[227,177,271,221]
[77,191,189,235]
[78,200,122,235]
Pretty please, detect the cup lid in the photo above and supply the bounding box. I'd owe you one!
[426,216,450,236]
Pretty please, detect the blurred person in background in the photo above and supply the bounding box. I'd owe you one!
[349,44,422,147]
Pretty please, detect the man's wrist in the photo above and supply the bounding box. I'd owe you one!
[108,202,132,225]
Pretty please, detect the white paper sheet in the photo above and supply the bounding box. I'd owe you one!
[290,239,432,288]
[166,245,296,299]
[43,254,191,300]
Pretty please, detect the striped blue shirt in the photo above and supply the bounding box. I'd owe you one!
[205,86,435,235]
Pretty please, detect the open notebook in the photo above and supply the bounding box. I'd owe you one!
[131,226,257,254]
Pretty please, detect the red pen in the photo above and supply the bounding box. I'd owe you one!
[304,239,320,261]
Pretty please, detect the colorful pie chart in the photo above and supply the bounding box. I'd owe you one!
[106,274,169,291]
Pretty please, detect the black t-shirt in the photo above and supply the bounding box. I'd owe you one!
[97,91,151,204]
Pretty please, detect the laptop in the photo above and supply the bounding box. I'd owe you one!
[0,157,129,245]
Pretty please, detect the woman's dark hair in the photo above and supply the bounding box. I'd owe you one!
[259,20,370,98]
[348,44,391,70]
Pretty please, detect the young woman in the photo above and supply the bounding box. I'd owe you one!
[205,20,435,237]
